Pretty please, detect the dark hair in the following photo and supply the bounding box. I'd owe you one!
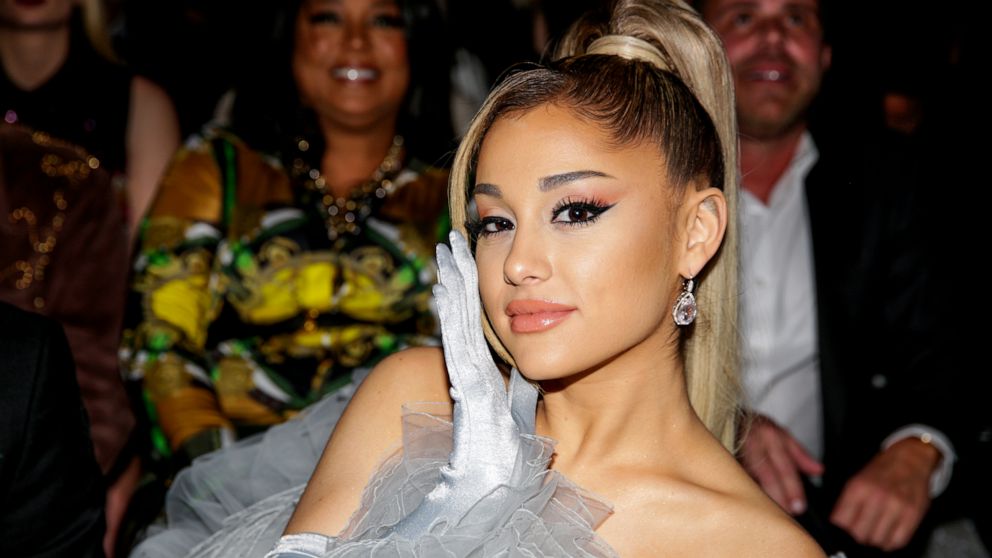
[468,56,724,200]
[227,0,454,170]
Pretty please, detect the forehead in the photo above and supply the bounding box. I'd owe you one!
[301,0,400,9]
[703,0,820,15]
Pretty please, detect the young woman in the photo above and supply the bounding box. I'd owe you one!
[272,0,823,555]
[135,1,826,555]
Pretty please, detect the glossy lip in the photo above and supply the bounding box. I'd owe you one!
[505,300,576,334]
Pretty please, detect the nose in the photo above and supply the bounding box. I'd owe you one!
[502,227,552,286]
[343,19,369,51]
[755,15,786,48]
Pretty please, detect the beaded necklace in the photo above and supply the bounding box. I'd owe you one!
[293,135,405,241]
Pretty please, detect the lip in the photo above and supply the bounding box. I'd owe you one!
[741,60,793,83]
[332,65,380,82]
[505,300,576,334]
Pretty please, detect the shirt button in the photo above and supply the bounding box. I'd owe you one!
[871,374,887,389]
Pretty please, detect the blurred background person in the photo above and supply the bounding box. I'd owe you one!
[0,122,126,558]
[0,0,180,238]
[1,2,180,554]
[119,0,454,546]
[698,0,979,556]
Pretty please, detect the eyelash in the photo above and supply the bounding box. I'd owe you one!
[551,197,614,226]
[466,197,614,239]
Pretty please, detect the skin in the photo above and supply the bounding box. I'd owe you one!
[288,104,824,556]
[702,0,829,203]
[702,0,942,550]
[292,0,409,196]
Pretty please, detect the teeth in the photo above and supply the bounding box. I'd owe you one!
[753,70,783,81]
[333,67,378,81]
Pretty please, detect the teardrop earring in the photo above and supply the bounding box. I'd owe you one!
[672,277,697,326]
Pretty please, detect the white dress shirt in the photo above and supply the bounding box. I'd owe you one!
[741,132,823,460]
[740,132,954,495]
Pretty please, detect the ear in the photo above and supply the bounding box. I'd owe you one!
[678,187,727,279]
[821,44,832,73]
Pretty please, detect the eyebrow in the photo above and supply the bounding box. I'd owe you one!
[473,170,613,198]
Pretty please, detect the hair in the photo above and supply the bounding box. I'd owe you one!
[228,0,454,169]
[448,0,741,449]
[73,0,118,63]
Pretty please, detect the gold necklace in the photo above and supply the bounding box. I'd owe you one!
[294,135,405,241]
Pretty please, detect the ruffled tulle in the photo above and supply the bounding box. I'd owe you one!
[264,403,617,557]
[130,380,362,558]
[132,394,617,557]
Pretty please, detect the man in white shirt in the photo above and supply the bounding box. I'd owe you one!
[700,0,961,555]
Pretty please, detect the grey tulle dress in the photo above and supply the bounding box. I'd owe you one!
[130,234,618,558]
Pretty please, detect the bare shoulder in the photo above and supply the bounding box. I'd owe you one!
[128,75,180,138]
[631,480,825,557]
[284,347,449,536]
[130,75,174,107]
[710,497,824,557]
[604,439,824,557]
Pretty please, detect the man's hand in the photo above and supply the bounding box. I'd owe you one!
[830,437,939,551]
[740,414,825,514]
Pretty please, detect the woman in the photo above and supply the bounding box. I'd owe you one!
[137,0,825,555]
[279,0,822,554]
[121,0,452,487]
[0,0,180,238]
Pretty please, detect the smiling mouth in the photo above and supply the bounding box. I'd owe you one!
[333,67,379,81]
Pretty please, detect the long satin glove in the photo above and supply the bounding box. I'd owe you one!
[388,230,538,539]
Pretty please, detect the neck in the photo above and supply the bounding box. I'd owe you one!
[0,24,70,90]
[739,125,806,205]
[319,124,399,198]
[535,334,699,476]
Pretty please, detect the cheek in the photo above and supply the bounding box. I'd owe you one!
[379,36,408,66]
[475,246,507,321]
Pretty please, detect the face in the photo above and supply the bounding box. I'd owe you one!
[473,104,686,381]
[0,0,74,29]
[703,0,830,140]
[292,0,410,132]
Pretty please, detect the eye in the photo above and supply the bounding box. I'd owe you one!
[551,198,614,226]
[468,216,515,238]
[730,11,753,27]
[371,13,405,29]
[309,10,341,25]
[785,11,806,26]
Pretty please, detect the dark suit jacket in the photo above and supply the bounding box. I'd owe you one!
[799,130,966,555]
[0,302,105,558]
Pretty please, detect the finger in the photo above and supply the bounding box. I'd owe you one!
[751,461,791,511]
[450,231,489,358]
[785,436,824,476]
[449,231,485,353]
[437,238,473,348]
[887,511,920,551]
[867,498,901,549]
[740,423,796,512]
[849,497,882,545]
[831,480,879,543]
[763,430,807,514]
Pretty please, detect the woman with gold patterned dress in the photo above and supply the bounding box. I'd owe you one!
[120,0,453,488]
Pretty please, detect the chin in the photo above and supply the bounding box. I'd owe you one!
[504,339,601,384]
